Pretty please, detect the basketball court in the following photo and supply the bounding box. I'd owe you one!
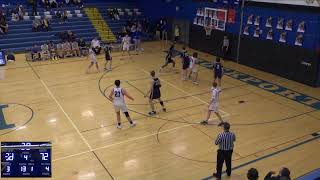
[1,41,319,179]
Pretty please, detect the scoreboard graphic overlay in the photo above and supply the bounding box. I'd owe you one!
[1,142,52,177]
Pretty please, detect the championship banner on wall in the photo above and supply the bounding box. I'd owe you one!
[227,9,236,23]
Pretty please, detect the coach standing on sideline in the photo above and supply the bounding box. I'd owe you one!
[213,122,236,180]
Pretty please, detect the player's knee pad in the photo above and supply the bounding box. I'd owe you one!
[160,101,164,106]
[124,111,130,117]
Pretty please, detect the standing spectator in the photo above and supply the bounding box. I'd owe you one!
[221,35,229,60]
[32,0,38,16]
[161,20,168,42]
[174,25,180,43]
[91,37,101,54]
[264,168,291,180]
[247,168,259,180]
[212,122,236,180]
[132,28,142,54]
[0,16,8,34]
[155,22,160,40]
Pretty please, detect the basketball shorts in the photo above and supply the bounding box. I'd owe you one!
[91,56,97,63]
[209,102,218,112]
[105,55,112,61]
[214,72,222,79]
[192,67,198,73]
[123,44,130,51]
[150,92,161,100]
[183,63,189,70]
[114,104,128,113]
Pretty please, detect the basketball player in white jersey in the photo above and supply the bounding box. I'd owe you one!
[200,82,224,126]
[86,48,100,73]
[108,80,136,129]
[121,34,131,59]
[189,52,199,84]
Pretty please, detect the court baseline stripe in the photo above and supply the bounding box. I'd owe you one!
[201,134,320,180]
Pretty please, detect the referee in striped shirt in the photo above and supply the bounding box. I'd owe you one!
[213,122,236,180]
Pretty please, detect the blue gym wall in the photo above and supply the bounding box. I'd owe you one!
[137,0,320,50]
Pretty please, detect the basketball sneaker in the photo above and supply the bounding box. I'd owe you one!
[130,121,136,127]
[148,111,156,116]
[200,120,208,125]
[116,124,122,129]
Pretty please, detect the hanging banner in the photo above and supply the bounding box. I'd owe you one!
[227,9,236,23]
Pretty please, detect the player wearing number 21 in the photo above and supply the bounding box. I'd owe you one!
[109,80,136,129]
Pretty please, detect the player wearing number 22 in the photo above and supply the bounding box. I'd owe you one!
[109,80,136,129]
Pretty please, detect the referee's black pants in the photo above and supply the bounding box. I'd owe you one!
[216,149,233,178]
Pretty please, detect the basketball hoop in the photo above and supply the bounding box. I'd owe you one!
[204,25,213,37]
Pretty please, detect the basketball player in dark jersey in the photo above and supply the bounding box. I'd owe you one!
[145,70,166,115]
[213,57,224,86]
[160,45,175,72]
[181,48,190,81]
[104,45,112,71]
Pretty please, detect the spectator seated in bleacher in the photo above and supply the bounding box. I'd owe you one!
[113,8,120,20]
[16,4,25,20]
[78,37,87,56]
[11,12,19,22]
[42,0,50,9]
[41,42,50,60]
[32,19,42,32]
[62,41,73,57]
[42,17,51,31]
[0,16,8,35]
[72,0,83,8]
[48,41,58,60]
[50,0,58,8]
[31,44,41,61]
[62,10,68,23]
[56,42,64,58]
[71,41,80,56]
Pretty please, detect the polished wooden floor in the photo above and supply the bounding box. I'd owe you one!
[0,42,319,180]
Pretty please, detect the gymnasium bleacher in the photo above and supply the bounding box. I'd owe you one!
[0,0,146,53]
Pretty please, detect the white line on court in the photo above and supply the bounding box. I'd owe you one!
[40,80,93,151]
[140,69,230,116]
[53,114,229,162]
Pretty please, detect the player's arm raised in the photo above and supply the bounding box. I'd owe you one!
[122,89,134,101]
[108,89,114,101]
